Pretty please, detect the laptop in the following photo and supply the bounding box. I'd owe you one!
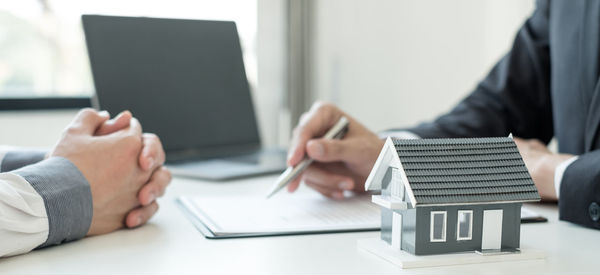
[82,15,287,180]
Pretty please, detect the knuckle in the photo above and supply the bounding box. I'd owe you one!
[311,101,325,111]
[292,125,303,138]
[292,125,301,134]
[314,101,334,113]
[298,112,310,125]
[151,134,164,149]
[163,167,172,181]
[64,125,79,135]
[144,132,159,141]
[148,203,158,215]
[79,108,96,116]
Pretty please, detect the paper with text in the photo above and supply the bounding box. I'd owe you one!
[180,194,380,236]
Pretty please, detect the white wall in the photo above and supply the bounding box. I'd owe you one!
[256,0,288,147]
[311,0,535,132]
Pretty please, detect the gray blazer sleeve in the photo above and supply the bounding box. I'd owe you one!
[12,157,93,248]
[401,0,553,143]
[1,150,47,172]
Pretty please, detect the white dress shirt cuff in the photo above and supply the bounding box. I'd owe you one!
[554,156,578,199]
[0,172,49,257]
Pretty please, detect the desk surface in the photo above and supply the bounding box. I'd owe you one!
[1,175,596,274]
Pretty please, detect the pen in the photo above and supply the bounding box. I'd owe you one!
[266,116,350,199]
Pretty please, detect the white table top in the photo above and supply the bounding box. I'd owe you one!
[1,175,597,275]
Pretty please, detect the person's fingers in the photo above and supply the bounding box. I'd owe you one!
[138,167,172,206]
[304,180,345,200]
[288,163,355,194]
[287,177,302,193]
[139,133,166,171]
[125,202,159,228]
[305,138,356,163]
[69,108,110,135]
[287,102,341,166]
[304,167,355,191]
[301,165,355,191]
[95,110,132,136]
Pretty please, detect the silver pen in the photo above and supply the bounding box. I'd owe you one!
[266,116,350,199]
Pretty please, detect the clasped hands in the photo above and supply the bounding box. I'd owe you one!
[50,108,171,235]
[286,102,571,202]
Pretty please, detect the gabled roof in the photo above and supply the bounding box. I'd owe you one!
[367,136,541,206]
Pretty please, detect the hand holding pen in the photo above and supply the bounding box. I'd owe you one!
[280,102,386,200]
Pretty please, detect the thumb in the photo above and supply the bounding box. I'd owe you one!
[306,138,356,162]
[70,108,110,135]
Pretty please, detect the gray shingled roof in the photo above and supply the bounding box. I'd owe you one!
[394,137,540,205]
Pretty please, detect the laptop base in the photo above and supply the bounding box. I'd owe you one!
[168,148,287,181]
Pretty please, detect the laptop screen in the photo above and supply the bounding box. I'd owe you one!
[82,15,260,161]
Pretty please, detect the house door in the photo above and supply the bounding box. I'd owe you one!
[391,212,402,250]
[481,209,503,250]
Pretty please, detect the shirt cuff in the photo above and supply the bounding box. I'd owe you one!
[554,156,579,200]
[12,157,93,248]
[378,130,421,140]
[0,172,49,257]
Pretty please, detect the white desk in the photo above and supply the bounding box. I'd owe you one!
[0,175,597,274]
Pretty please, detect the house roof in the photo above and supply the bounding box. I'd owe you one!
[392,137,540,205]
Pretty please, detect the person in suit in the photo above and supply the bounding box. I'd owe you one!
[0,109,171,257]
[287,0,600,230]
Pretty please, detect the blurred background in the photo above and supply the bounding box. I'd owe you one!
[0,0,534,148]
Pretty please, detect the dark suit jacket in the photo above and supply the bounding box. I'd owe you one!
[405,0,600,229]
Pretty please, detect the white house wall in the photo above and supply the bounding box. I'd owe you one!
[365,137,399,191]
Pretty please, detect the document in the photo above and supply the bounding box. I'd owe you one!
[178,194,547,239]
[177,193,380,238]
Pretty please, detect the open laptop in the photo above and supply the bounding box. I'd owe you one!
[82,15,287,180]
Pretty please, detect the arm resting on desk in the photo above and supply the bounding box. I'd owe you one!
[0,157,93,257]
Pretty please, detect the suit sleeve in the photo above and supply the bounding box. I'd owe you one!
[0,146,47,172]
[559,152,600,229]
[403,0,554,144]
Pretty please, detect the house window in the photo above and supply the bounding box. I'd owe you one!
[457,210,473,241]
[430,211,447,242]
[391,168,404,199]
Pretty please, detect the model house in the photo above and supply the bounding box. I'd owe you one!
[365,136,540,255]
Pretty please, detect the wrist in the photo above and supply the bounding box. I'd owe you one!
[536,153,574,201]
[13,157,93,246]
